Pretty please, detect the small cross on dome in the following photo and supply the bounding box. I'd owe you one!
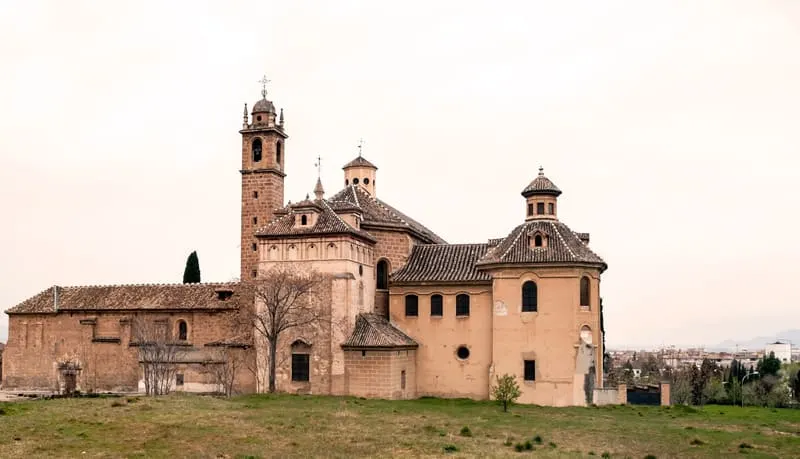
[538,166,544,176]
[258,75,271,98]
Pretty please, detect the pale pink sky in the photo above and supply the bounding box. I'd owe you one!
[1,1,799,348]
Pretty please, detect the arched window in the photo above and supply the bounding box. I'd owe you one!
[276,141,282,164]
[534,234,543,247]
[405,295,418,317]
[580,276,591,308]
[580,325,593,344]
[456,294,470,316]
[177,320,188,341]
[522,281,537,312]
[252,138,262,162]
[430,294,443,317]
[376,259,389,290]
[291,340,311,382]
[301,215,308,225]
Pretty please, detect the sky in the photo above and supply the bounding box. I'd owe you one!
[1,1,799,348]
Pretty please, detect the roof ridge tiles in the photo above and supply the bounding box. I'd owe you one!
[548,221,577,259]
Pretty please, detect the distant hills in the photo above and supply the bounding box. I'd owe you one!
[707,329,800,352]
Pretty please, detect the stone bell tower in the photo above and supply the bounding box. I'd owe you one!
[240,77,288,280]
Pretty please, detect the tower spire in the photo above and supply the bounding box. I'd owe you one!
[279,108,284,127]
[242,103,249,128]
[357,138,364,157]
[314,155,324,200]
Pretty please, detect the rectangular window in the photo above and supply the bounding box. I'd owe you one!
[536,202,545,214]
[253,216,258,225]
[430,295,443,317]
[456,294,470,317]
[524,360,536,381]
[405,295,418,317]
[251,269,258,279]
[527,203,533,216]
[401,370,406,390]
[253,191,258,199]
[291,353,310,382]
[548,203,554,214]
[252,243,257,252]
[176,373,184,386]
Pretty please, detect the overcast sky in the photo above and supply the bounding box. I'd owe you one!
[1,1,799,348]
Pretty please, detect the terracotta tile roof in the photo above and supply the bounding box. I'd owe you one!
[391,244,492,284]
[342,313,418,349]
[255,198,376,243]
[6,283,244,315]
[343,156,378,169]
[328,185,446,244]
[476,220,606,270]
[521,167,562,197]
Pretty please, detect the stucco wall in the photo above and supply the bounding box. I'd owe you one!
[488,266,603,406]
[389,285,493,399]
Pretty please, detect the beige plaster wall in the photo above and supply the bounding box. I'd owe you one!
[488,266,603,406]
[343,349,416,399]
[389,285,493,399]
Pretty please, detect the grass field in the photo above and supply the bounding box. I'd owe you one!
[1,394,799,458]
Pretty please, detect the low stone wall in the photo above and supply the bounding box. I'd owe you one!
[592,388,619,405]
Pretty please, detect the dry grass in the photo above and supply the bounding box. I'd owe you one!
[1,394,799,458]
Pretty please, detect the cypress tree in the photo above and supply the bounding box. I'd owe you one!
[183,251,201,284]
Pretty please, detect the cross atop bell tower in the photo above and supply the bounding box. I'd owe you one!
[239,78,289,280]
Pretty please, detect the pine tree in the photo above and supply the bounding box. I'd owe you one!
[183,251,201,284]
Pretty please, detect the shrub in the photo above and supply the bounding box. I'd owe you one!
[549,442,557,448]
[110,400,126,407]
[443,444,458,453]
[524,440,533,450]
[690,438,705,446]
[491,374,522,412]
[739,443,753,449]
[514,443,525,452]
[533,435,543,444]
[459,426,472,437]
[644,455,657,459]
[601,452,611,458]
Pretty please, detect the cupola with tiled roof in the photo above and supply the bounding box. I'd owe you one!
[522,167,560,221]
[343,140,377,196]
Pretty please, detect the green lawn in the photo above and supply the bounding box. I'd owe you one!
[1,394,798,458]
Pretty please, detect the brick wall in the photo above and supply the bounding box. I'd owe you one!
[2,310,256,394]
[343,349,416,399]
[241,172,284,281]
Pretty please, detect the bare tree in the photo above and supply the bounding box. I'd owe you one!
[132,316,186,396]
[205,344,248,397]
[244,265,329,393]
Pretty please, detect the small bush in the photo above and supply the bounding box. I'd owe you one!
[443,444,458,453]
[588,452,596,456]
[549,442,557,448]
[690,438,705,446]
[533,435,542,444]
[602,452,611,458]
[110,400,126,407]
[644,455,657,459]
[739,443,753,449]
[459,426,472,437]
[514,443,525,452]
[0,407,6,416]
[685,426,694,430]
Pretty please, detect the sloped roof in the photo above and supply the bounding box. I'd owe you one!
[6,283,244,315]
[342,313,418,349]
[521,168,562,197]
[256,198,376,243]
[476,220,606,270]
[392,244,491,284]
[343,156,378,169]
[328,185,446,244]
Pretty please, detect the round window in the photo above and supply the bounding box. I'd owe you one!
[256,115,262,122]
[364,178,370,184]
[456,346,470,360]
[353,178,360,185]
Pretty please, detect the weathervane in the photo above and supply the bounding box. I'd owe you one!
[258,75,271,98]
[314,155,322,179]
[357,138,365,157]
